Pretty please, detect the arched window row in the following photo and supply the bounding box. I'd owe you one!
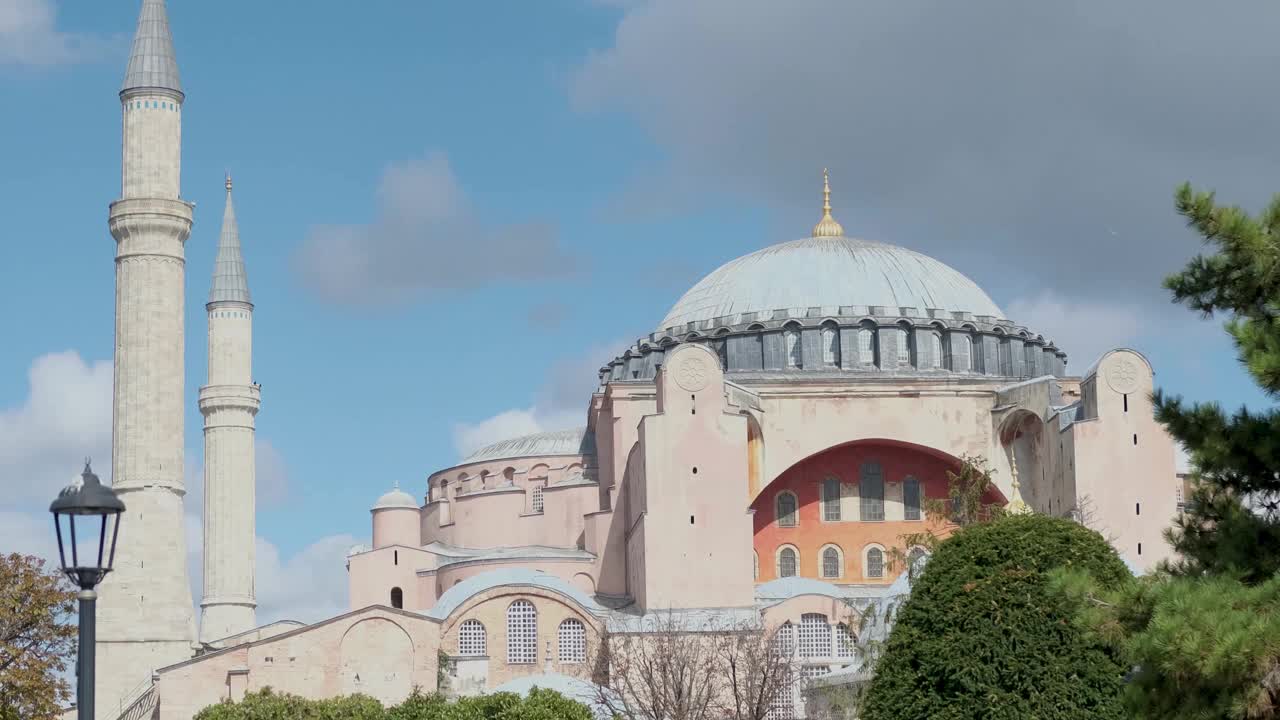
[767,543,898,580]
[770,466,924,527]
[602,322,1068,382]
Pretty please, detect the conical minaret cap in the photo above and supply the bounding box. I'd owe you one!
[121,0,182,97]
[209,175,252,306]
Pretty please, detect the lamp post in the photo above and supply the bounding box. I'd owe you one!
[50,461,125,720]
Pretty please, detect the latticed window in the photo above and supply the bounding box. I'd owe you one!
[821,326,839,366]
[860,463,885,521]
[784,328,802,369]
[903,476,922,521]
[930,331,944,368]
[458,619,487,656]
[866,547,885,578]
[857,328,875,365]
[835,623,856,658]
[895,328,910,366]
[801,665,830,682]
[821,547,841,578]
[1024,344,1037,375]
[506,600,537,664]
[531,484,544,513]
[773,622,796,657]
[767,679,797,720]
[558,619,586,663]
[998,337,1013,375]
[778,547,798,578]
[799,614,831,658]
[776,492,797,527]
[821,478,841,521]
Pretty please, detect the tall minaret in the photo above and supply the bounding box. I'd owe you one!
[99,0,196,715]
[198,175,259,643]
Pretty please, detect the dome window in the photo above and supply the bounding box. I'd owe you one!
[821,324,840,367]
[857,326,876,366]
[784,327,802,369]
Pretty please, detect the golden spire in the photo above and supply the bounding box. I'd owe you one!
[811,168,845,238]
[225,172,232,192]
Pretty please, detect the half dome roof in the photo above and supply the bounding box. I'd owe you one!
[658,236,1004,332]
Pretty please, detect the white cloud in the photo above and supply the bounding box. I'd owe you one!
[0,0,115,66]
[295,153,576,305]
[450,338,632,459]
[1004,292,1144,371]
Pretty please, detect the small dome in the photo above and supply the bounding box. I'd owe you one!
[372,486,418,511]
[658,236,1004,332]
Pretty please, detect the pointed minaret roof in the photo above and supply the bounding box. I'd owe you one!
[121,0,182,97]
[209,175,252,306]
[811,168,845,238]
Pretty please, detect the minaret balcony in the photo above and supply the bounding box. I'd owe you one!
[198,384,261,415]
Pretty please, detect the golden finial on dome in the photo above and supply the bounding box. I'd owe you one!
[811,168,845,238]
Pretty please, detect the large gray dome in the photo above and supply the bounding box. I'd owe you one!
[659,237,1004,332]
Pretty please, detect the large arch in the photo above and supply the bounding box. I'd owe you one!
[749,438,1006,584]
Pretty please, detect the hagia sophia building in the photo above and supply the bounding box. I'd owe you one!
[94,3,1180,719]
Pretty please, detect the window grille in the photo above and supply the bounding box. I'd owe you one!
[801,665,830,681]
[778,547,798,578]
[799,614,831,658]
[903,476,921,521]
[896,329,910,366]
[458,619,487,656]
[506,600,537,664]
[822,327,839,366]
[785,328,802,369]
[930,332,944,368]
[821,479,841,521]
[835,624,856,658]
[860,463,885,521]
[822,547,841,578]
[531,484,544,513]
[866,548,885,578]
[858,329,875,365]
[558,619,586,663]
[773,622,796,657]
[777,492,797,527]
[957,335,972,371]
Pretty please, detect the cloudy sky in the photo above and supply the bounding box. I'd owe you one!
[1,0,1276,624]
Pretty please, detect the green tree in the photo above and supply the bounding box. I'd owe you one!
[194,687,595,720]
[0,553,77,720]
[1058,183,1280,720]
[861,514,1131,720]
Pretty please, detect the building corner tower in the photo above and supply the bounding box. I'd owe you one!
[99,0,196,715]
[198,176,259,643]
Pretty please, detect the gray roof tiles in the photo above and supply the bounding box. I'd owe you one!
[121,0,182,96]
[209,181,252,305]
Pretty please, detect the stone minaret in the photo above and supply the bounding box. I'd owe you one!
[198,176,259,643]
[99,0,196,715]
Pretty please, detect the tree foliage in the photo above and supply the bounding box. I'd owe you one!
[195,687,594,720]
[861,514,1131,720]
[1059,183,1280,720]
[0,553,76,720]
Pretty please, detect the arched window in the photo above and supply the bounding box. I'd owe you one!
[930,331,944,368]
[821,478,841,521]
[821,325,839,366]
[506,600,538,664]
[956,334,973,372]
[835,623,856,658]
[390,587,403,609]
[866,547,885,579]
[776,492,798,527]
[860,462,885,521]
[778,547,798,578]
[531,484,544,514]
[903,476,922,521]
[773,622,796,658]
[896,327,911,367]
[799,613,831,658]
[458,619,487,656]
[784,327,802,369]
[558,618,587,663]
[1024,344,1038,376]
[857,327,875,365]
[998,336,1013,375]
[907,547,928,572]
[821,546,842,579]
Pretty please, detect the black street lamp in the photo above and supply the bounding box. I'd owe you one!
[50,461,125,720]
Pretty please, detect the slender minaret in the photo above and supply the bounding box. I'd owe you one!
[199,175,259,643]
[99,0,196,715]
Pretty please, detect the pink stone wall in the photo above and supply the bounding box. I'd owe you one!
[155,608,439,720]
[347,546,431,611]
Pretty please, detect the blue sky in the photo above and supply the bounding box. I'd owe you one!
[2,0,1275,622]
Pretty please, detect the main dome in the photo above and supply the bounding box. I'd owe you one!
[658,236,1005,332]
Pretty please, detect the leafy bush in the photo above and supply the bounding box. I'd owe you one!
[861,514,1131,720]
[195,686,593,720]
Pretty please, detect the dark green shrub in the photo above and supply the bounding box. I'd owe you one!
[195,686,593,720]
[861,514,1131,720]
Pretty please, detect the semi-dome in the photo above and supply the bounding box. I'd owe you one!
[372,486,418,511]
[659,236,1004,332]
[464,427,596,465]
